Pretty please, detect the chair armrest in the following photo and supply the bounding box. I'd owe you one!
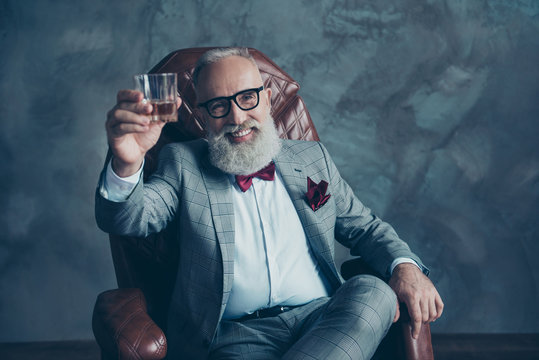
[397,303,434,360]
[92,288,167,360]
[340,258,434,360]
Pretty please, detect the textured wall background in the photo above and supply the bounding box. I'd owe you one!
[1,0,538,342]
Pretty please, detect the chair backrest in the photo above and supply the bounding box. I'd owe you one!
[109,47,319,329]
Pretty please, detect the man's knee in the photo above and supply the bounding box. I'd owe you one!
[283,276,397,360]
[338,275,397,322]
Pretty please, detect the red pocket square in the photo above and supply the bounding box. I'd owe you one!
[305,177,331,211]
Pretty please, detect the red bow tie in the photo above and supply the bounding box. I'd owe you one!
[235,162,276,192]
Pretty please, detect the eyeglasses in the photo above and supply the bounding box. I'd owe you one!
[198,86,265,118]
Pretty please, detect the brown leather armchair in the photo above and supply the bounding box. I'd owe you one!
[92,47,434,360]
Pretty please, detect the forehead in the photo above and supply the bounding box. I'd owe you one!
[196,56,263,102]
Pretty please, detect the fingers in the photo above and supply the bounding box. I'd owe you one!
[107,108,150,137]
[421,296,430,323]
[412,294,443,338]
[107,90,155,137]
[435,293,444,320]
[410,292,444,339]
[388,263,444,339]
[408,300,423,339]
[116,90,153,115]
[426,288,444,322]
[401,288,436,338]
[428,296,437,322]
[117,89,144,103]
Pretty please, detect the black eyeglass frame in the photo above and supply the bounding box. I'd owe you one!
[198,86,265,119]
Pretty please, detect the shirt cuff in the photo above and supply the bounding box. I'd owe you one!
[99,158,143,202]
[390,257,421,275]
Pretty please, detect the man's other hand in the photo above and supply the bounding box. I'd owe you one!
[389,263,444,339]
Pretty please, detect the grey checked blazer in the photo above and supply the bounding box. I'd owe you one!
[95,139,425,359]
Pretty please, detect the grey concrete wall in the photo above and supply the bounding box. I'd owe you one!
[1,0,538,341]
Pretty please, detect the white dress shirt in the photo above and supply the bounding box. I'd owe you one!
[223,172,330,319]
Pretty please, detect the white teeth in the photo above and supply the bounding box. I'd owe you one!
[230,128,252,137]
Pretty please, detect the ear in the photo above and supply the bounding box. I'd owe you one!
[264,87,272,106]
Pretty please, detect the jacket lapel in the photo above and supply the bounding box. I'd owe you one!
[199,156,235,314]
[274,142,342,290]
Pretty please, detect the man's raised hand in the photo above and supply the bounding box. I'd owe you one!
[106,90,179,177]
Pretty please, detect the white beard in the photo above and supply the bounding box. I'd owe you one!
[207,113,282,175]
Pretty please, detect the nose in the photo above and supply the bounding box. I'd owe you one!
[227,101,247,125]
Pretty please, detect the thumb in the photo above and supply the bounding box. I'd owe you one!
[393,299,400,323]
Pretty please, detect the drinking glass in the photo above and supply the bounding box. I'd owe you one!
[133,73,178,122]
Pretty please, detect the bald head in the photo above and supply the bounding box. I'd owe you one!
[193,47,258,89]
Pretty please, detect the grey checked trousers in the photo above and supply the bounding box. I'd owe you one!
[208,275,397,360]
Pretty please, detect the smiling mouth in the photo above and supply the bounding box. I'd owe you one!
[229,128,253,138]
